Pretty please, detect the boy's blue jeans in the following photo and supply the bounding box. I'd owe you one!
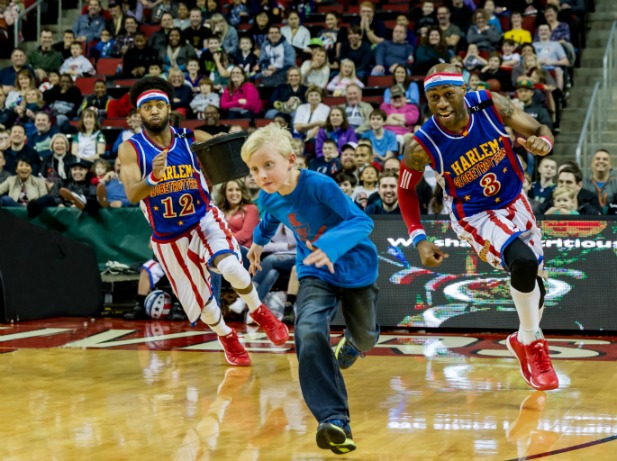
[294,277,380,424]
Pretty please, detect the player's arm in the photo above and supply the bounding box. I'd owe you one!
[118,141,167,203]
[399,140,448,267]
[492,91,554,157]
[193,129,214,143]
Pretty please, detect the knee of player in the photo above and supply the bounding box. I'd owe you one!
[216,254,251,287]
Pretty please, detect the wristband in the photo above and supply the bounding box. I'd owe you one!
[538,136,553,152]
[411,231,427,248]
[145,171,161,187]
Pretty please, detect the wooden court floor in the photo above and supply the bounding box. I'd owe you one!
[1,318,617,461]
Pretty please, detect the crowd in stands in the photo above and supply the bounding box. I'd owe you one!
[0,0,609,314]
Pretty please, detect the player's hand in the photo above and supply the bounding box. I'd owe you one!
[303,240,335,274]
[417,240,448,268]
[247,243,264,276]
[517,136,551,157]
[151,149,168,180]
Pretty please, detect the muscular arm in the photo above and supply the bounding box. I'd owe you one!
[402,139,432,171]
[118,141,154,204]
[492,91,554,156]
[194,129,214,143]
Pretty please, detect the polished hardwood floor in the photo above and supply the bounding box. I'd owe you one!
[1,318,617,461]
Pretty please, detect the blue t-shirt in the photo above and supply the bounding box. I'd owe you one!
[361,129,399,159]
[253,169,378,288]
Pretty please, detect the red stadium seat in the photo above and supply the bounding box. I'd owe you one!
[323,96,346,106]
[103,118,129,128]
[522,16,536,34]
[114,78,137,87]
[367,75,394,88]
[74,76,99,95]
[180,119,204,130]
[254,118,272,128]
[382,4,409,13]
[318,4,344,14]
[97,58,123,76]
[140,24,161,39]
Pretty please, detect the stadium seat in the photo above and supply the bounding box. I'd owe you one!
[323,96,346,106]
[74,76,99,95]
[97,58,123,76]
[103,118,129,128]
[114,78,137,87]
[367,75,393,88]
[254,118,271,128]
[180,119,204,130]
[522,16,536,34]
[140,24,160,39]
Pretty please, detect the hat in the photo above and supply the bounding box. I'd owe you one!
[516,78,534,90]
[476,81,490,90]
[70,159,90,169]
[390,84,405,98]
[308,38,324,48]
[342,142,358,151]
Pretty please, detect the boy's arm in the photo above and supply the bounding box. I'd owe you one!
[253,210,282,246]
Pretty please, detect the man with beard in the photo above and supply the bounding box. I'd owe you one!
[364,173,400,215]
[195,105,230,136]
[340,142,358,177]
[397,63,559,392]
[118,77,289,365]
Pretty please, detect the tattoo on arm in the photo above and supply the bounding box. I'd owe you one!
[404,142,431,171]
[494,92,515,121]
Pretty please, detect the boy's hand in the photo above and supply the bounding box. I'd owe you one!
[304,241,334,274]
[417,240,448,268]
[247,243,264,276]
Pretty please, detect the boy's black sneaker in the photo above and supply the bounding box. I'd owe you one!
[316,419,356,455]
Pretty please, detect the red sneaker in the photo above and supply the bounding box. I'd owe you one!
[218,329,251,366]
[506,332,532,386]
[249,304,290,346]
[525,339,559,391]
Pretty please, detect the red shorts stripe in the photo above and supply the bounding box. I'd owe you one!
[171,241,205,308]
[153,242,180,299]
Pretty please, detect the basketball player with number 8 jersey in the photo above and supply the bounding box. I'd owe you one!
[118,77,289,366]
[398,64,559,391]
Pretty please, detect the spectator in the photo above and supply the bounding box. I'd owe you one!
[315,12,347,70]
[281,10,311,57]
[148,12,173,51]
[59,42,96,79]
[314,107,357,159]
[173,2,191,30]
[533,24,569,90]
[529,156,557,208]
[335,171,357,198]
[544,185,579,215]
[5,69,36,111]
[380,85,420,147]
[258,25,296,87]
[436,5,463,52]
[582,149,617,213]
[190,78,220,118]
[338,25,372,80]
[111,109,141,157]
[510,43,539,86]
[0,157,47,207]
[27,29,63,82]
[383,65,420,105]
[73,0,106,44]
[43,73,83,127]
[247,9,271,51]
[352,1,386,46]
[371,24,415,76]
[0,48,33,94]
[159,27,197,74]
[411,1,438,37]
[122,32,157,79]
[340,142,357,176]
[264,66,306,119]
[293,85,330,141]
[364,173,400,215]
[360,109,398,163]
[228,0,249,27]
[122,0,144,23]
[151,0,178,25]
[110,16,139,57]
[79,79,112,119]
[195,105,231,135]
[463,43,488,72]
[220,66,262,119]
[89,29,115,60]
[308,139,342,178]
[480,53,514,91]
[232,35,259,78]
[15,88,48,137]
[467,8,502,52]
[412,26,452,75]
[338,84,374,135]
[483,0,503,34]
[217,178,260,248]
[515,79,553,130]
[182,8,211,51]
[96,157,133,208]
[542,166,601,215]
[30,112,58,160]
[449,54,471,82]
[167,67,193,117]
[327,59,364,97]
[199,35,223,77]
[504,10,533,46]
[449,0,474,32]
[210,13,239,55]
[106,1,125,38]
[352,164,379,209]
[52,30,76,61]
[70,108,106,164]
[57,158,97,211]
[4,124,40,175]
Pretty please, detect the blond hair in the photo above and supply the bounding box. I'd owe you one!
[241,122,293,163]
[553,185,577,201]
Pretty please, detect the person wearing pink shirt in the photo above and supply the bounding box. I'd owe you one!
[220,66,262,119]
[379,84,420,148]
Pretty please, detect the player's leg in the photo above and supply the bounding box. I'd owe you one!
[335,283,380,370]
[154,238,250,366]
[293,278,356,455]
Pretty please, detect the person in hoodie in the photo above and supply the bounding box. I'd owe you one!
[220,66,262,120]
[257,25,296,87]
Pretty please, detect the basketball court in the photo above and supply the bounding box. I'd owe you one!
[1,318,616,460]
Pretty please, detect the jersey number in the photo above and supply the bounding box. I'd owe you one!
[161,194,196,218]
[480,173,501,196]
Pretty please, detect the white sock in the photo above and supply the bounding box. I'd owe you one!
[200,298,232,336]
[511,282,544,345]
[238,284,262,313]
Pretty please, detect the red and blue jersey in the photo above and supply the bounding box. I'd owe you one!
[413,90,525,220]
[129,126,211,242]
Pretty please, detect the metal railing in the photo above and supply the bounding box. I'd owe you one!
[576,21,617,169]
[13,0,64,48]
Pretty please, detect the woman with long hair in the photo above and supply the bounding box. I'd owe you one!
[70,108,106,164]
[6,69,36,111]
[280,10,311,57]
[383,64,420,105]
[300,46,330,89]
[412,27,452,75]
[220,66,262,119]
[159,27,198,73]
[293,85,330,141]
[326,59,364,97]
[210,13,239,55]
[216,179,260,248]
[316,12,347,70]
[314,106,358,159]
[265,66,307,119]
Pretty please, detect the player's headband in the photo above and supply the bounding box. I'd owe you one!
[137,90,170,108]
[424,73,465,90]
